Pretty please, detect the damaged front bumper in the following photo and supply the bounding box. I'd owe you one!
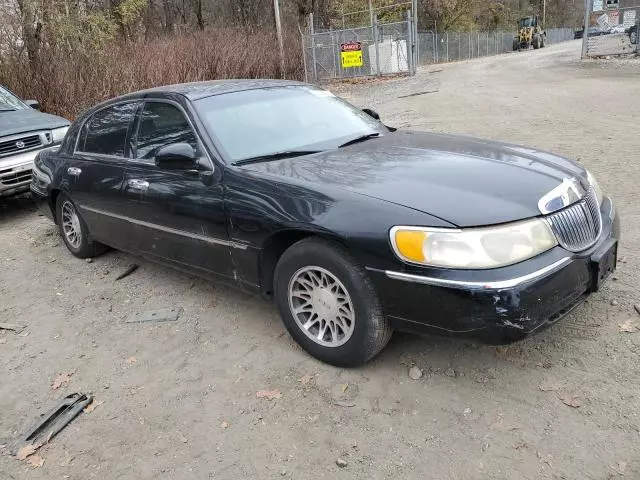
[368,196,620,344]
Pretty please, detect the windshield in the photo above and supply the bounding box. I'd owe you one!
[0,86,28,111]
[194,86,384,163]
[518,18,535,28]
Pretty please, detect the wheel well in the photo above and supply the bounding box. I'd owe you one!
[50,189,61,222]
[260,231,313,297]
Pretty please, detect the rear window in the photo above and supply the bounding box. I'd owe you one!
[77,102,138,157]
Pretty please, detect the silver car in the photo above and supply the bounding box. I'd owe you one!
[0,85,70,198]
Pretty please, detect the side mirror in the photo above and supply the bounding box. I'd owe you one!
[362,108,380,120]
[155,143,197,170]
[25,99,40,110]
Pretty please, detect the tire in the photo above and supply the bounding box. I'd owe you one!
[631,29,637,45]
[55,193,108,258]
[274,238,392,367]
[533,35,540,49]
[541,35,546,48]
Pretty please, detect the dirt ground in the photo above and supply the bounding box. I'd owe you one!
[1,40,640,480]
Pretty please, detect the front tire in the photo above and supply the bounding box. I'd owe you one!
[274,238,392,367]
[56,193,107,258]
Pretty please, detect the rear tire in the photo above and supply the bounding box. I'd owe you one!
[533,35,540,49]
[55,193,108,259]
[274,238,392,367]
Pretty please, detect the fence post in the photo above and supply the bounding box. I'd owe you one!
[300,29,309,83]
[406,10,414,74]
[432,31,436,64]
[331,30,337,79]
[468,32,471,59]
[458,32,461,60]
[446,31,449,62]
[581,0,590,59]
[373,14,381,76]
[309,13,317,82]
[411,0,420,68]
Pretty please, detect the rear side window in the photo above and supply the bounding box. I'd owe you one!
[77,102,138,157]
[134,102,199,161]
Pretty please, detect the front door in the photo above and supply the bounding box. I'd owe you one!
[62,101,139,251]
[122,100,232,279]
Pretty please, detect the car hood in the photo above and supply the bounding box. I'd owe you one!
[0,109,70,137]
[242,131,586,227]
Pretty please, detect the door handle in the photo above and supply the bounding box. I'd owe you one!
[127,179,149,191]
[67,167,82,176]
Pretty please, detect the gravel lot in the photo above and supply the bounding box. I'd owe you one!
[1,40,639,479]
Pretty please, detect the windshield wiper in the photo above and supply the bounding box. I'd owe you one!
[338,132,381,148]
[233,150,322,166]
[0,107,16,111]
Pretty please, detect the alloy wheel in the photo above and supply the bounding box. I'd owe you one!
[287,266,355,347]
[61,200,82,249]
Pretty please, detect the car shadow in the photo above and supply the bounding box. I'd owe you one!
[62,241,557,375]
[0,193,37,222]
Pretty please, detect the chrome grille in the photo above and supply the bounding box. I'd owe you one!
[0,134,42,157]
[546,188,602,252]
[0,167,32,186]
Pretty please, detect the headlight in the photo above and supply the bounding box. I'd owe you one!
[390,219,558,269]
[586,169,603,205]
[51,126,69,144]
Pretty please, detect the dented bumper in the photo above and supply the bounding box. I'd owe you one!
[369,196,620,344]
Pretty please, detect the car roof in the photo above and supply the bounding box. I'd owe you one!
[133,79,308,101]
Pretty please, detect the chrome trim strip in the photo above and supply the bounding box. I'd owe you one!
[384,257,571,291]
[80,205,248,250]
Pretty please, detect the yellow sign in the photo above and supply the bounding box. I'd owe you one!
[340,42,363,68]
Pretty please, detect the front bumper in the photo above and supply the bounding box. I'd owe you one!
[0,149,45,197]
[369,196,620,344]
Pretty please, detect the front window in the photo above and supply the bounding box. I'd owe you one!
[134,102,199,162]
[519,18,535,28]
[0,86,28,111]
[194,86,384,163]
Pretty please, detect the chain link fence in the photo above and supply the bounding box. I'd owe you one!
[303,24,576,82]
[302,17,416,83]
[418,28,575,64]
[583,5,640,57]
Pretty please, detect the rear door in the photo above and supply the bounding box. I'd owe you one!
[122,100,233,278]
[64,101,139,251]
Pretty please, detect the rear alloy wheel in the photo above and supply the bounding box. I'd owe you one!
[631,30,637,45]
[274,238,392,367]
[56,193,107,258]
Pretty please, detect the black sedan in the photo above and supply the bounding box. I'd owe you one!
[31,80,620,366]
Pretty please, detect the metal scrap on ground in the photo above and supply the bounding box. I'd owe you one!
[0,323,26,333]
[125,307,184,324]
[115,263,139,281]
[10,393,92,458]
[398,90,439,98]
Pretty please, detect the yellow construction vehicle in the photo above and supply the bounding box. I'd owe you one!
[513,16,546,50]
